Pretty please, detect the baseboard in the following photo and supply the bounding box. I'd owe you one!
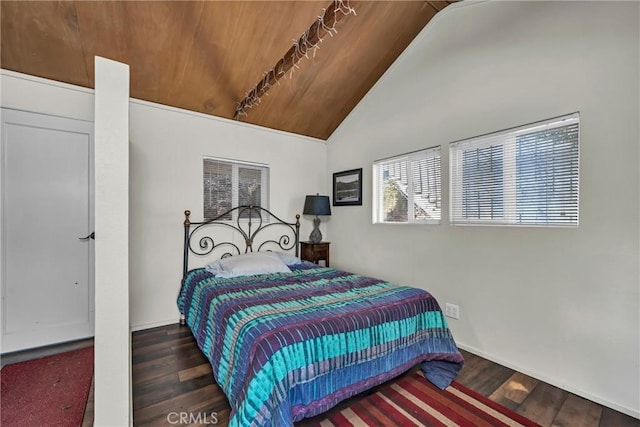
[1,337,94,367]
[130,318,180,332]
[457,342,640,420]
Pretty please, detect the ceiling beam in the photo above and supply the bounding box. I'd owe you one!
[233,0,356,120]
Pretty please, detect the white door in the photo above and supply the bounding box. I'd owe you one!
[1,108,94,353]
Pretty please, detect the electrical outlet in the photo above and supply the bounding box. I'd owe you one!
[444,303,460,320]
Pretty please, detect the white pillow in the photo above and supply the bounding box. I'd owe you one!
[205,259,224,276]
[216,252,291,278]
[271,251,302,266]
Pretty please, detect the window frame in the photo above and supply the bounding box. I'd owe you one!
[449,113,580,227]
[372,146,441,225]
[203,156,269,221]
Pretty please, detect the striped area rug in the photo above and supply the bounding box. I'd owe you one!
[311,372,540,427]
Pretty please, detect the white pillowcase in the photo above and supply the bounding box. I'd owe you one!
[213,252,291,278]
[204,259,224,276]
[271,251,302,266]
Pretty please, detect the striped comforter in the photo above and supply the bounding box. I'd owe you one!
[178,263,463,427]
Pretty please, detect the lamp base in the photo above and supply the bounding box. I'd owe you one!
[309,217,322,243]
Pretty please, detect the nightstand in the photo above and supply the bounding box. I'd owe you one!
[300,241,330,267]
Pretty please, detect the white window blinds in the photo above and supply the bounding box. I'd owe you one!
[203,157,269,220]
[373,146,441,224]
[450,113,579,226]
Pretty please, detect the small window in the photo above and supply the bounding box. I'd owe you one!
[450,113,579,226]
[373,146,441,224]
[203,157,269,220]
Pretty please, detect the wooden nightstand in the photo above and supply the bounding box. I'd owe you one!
[300,241,330,267]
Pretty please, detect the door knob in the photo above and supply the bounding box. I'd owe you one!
[79,232,95,240]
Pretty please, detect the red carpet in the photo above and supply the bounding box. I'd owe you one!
[1,346,94,427]
[313,371,540,427]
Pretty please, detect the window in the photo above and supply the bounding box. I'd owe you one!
[450,113,579,226]
[373,146,441,224]
[203,157,269,220]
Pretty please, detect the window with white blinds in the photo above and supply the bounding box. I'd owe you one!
[373,146,441,224]
[450,113,579,226]
[203,157,269,220]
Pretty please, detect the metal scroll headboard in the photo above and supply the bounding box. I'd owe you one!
[182,205,300,280]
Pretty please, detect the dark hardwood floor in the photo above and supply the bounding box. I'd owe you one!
[131,324,639,427]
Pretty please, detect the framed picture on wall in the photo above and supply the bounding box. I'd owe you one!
[333,168,362,206]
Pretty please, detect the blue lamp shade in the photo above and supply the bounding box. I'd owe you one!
[303,195,331,216]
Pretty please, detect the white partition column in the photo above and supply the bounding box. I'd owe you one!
[93,56,131,426]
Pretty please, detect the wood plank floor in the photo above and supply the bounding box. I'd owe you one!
[131,324,639,427]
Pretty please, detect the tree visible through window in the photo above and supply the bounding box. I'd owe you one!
[374,146,441,224]
[203,158,269,220]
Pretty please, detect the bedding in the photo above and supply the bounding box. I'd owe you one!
[271,251,302,266]
[206,252,301,277]
[178,262,463,427]
[215,252,291,278]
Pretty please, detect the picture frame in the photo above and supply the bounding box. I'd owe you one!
[333,168,363,206]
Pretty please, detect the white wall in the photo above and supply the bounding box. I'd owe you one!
[1,69,327,419]
[0,71,95,120]
[93,57,131,427]
[0,70,327,332]
[4,0,638,416]
[128,100,327,329]
[327,0,639,418]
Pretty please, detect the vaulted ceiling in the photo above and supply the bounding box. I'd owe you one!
[1,1,454,140]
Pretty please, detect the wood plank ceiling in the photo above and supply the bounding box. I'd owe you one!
[1,1,454,140]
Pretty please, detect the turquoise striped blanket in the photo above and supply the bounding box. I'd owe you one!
[178,263,463,426]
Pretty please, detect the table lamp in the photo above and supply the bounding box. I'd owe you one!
[303,194,331,243]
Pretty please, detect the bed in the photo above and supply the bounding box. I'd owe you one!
[178,206,464,427]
